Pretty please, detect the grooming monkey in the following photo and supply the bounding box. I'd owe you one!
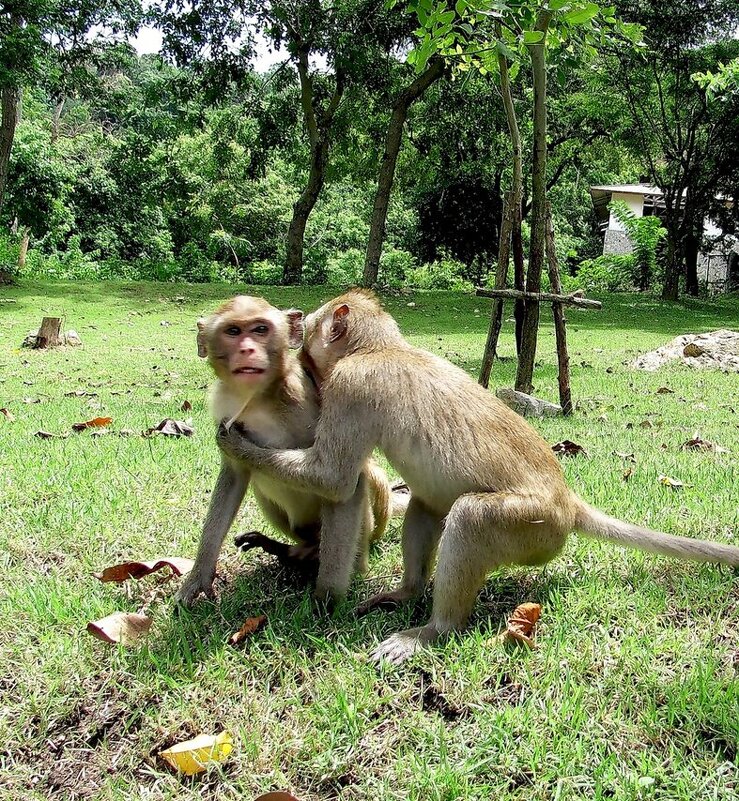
[216,289,739,664]
[175,294,401,606]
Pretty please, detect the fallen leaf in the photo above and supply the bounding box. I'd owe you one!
[159,732,233,775]
[93,557,195,583]
[255,794,302,801]
[118,428,136,437]
[144,418,194,437]
[229,615,268,646]
[639,419,654,429]
[90,428,111,437]
[72,416,113,432]
[23,397,41,404]
[180,400,192,412]
[622,467,634,482]
[0,408,15,421]
[500,602,541,648]
[86,612,152,645]
[614,451,637,463]
[34,430,69,439]
[658,474,684,489]
[656,386,674,394]
[552,440,588,458]
[64,390,98,397]
[681,435,728,453]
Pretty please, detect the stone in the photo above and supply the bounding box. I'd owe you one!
[496,388,562,418]
[64,329,82,346]
[632,330,739,373]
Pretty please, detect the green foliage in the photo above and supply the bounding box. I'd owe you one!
[575,253,636,292]
[609,200,666,290]
[406,252,473,290]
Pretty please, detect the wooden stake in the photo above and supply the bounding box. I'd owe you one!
[479,192,513,388]
[544,203,572,415]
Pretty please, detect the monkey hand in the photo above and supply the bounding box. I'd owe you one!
[216,421,266,464]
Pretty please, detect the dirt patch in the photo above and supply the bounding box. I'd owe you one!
[632,330,739,372]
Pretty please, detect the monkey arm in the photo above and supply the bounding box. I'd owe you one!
[216,421,370,504]
[175,457,249,605]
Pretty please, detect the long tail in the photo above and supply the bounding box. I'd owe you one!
[574,498,739,565]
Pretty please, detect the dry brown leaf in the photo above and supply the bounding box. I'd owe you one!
[72,416,113,432]
[656,386,674,394]
[86,612,152,645]
[159,732,233,775]
[34,430,69,439]
[0,408,15,421]
[552,440,588,458]
[614,451,636,463]
[144,418,194,437]
[93,557,195,583]
[255,794,303,801]
[639,419,654,429]
[64,390,98,397]
[180,400,192,412]
[622,467,634,482]
[229,615,268,646]
[499,602,542,648]
[680,435,728,453]
[658,474,685,489]
[23,397,41,404]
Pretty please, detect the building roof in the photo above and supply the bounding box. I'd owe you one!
[590,183,662,195]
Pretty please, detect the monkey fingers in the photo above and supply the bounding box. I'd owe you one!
[235,531,319,577]
[371,625,439,666]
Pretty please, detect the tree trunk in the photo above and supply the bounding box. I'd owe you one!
[515,13,551,395]
[0,85,22,216]
[661,232,681,301]
[34,317,62,349]
[684,228,700,296]
[284,137,330,285]
[51,97,65,145]
[479,192,513,388]
[363,59,445,287]
[282,50,344,285]
[17,227,29,270]
[493,21,526,357]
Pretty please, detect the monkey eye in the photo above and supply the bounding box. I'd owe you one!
[224,325,241,336]
[252,324,269,335]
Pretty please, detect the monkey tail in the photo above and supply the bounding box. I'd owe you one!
[366,461,392,543]
[574,498,739,565]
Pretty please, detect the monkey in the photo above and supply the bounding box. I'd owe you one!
[175,294,403,607]
[215,288,739,665]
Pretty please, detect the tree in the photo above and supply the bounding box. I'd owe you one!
[402,0,640,394]
[604,0,739,299]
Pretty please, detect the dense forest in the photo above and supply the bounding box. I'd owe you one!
[0,0,737,297]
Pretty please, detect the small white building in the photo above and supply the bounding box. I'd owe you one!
[590,183,738,292]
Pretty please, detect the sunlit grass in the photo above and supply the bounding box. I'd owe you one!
[0,280,737,800]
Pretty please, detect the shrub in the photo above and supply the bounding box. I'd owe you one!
[575,254,636,292]
[406,253,474,291]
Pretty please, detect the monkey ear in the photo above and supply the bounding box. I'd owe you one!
[196,318,208,358]
[285,309,305,349]
[329,304,350,343]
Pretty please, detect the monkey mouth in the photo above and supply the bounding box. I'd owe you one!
[232,367,266,375]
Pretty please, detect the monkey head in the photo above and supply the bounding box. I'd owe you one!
[302,289,399,379]
[199,296,304,394]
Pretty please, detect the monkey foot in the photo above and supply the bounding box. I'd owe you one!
[371,625,438,666]
[174,572,215,607]
[355,589,415,617]
[236,531,319,578]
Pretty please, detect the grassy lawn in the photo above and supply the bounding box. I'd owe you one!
[1,280,738,801]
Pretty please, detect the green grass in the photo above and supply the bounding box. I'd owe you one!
[1,280,738,801]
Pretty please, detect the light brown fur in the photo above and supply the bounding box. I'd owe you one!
[217,290,739,663]
[176,295,397,607]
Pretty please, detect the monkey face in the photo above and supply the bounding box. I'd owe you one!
[204,296,291,390]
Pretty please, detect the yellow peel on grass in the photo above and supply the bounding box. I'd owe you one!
[159,732,234,775]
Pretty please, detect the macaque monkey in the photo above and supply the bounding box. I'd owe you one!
[216,289,739,665]
[175,294,400,607]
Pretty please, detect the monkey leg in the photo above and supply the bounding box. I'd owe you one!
[372,492,567,665]
[314,473,370,609]
[356,497,443,616]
